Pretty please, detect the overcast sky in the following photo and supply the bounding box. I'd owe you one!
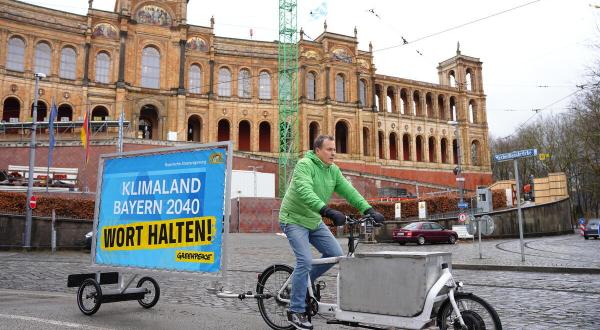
[19,0,600,138]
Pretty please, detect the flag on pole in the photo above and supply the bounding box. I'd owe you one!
[81,109,90,164]
[47,99,57,168]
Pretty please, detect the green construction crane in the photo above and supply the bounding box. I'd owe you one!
[277,0,299,197]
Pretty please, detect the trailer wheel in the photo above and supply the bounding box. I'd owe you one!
[77,278,102,315]
[137,277,160,308]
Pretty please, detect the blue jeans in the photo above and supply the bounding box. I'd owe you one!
[280,222,344,313]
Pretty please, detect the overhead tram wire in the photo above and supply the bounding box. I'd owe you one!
[499,88,584,140]
[373,0,544,53]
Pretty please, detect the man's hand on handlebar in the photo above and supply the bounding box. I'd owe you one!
[364,208,385,225]
[320,206,346,226]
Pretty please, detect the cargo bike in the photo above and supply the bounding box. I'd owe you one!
[218,215,501,329]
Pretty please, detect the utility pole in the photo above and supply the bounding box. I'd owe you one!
[25,72,46,250]
[248,165,263,197]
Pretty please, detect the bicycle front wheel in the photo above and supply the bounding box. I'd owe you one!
[256,264,294,330]
[437,292,502,330]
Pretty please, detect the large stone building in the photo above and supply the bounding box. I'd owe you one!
[0,0,492,194]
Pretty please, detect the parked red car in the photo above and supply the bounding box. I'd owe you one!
[392,222,458,245]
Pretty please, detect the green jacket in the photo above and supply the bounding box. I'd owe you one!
[279,151,371,230]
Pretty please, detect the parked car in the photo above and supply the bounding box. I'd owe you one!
[84,231,93,249]
[392,221,458,245]
[583,219,600,240]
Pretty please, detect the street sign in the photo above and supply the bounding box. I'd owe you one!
[458,213,468,223]
[29,195,37,209]
[458,201,469,209]
[455,177,465,182]
[418,201,427,219]
[493,148,538,162]
[480,215,495,236]
[394,203,401,219]
[578,218,585,225]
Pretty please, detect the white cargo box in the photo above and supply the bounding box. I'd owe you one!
[339,251,452,317]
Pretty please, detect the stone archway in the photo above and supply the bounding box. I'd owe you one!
[139,104,159,139]
[308,121,319,150]
[238,120,251,151]
[30,101,48,122]
[335,121,349,154]
[259,121,271,152]
[217,119,230,142]
[2,97,20,122]
[187,115,202,142]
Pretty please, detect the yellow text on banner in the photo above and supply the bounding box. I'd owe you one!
[101,216,215,251]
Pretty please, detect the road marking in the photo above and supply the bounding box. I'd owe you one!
[0,313,113,330]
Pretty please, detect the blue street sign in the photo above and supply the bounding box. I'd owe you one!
[579,218,585,225]
[458,202,469,209]
[493,149,538,162]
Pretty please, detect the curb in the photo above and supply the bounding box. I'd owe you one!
[453,263,600,274]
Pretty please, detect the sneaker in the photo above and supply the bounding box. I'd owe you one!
[287,311,313,330]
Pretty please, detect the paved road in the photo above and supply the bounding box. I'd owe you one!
[1,233,599,329]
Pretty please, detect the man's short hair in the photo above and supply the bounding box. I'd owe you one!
[313,135,334,151]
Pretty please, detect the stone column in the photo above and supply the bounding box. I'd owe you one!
[355,72,361,108]
[82,42,91,86]
[208,60,215,99]
[117,31,127,86]
[299,65,306,100]
[381,85,387,113]
[178,39,186,95]
[0,29,7,69]
[325,66,331,103]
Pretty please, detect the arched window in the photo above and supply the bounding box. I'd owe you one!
[416,136,424,162]
[469,100,477,123]
[59,47,77,79]
[189,64,202,94]
[448,70,456,87]
[141,47,160,88]
[387,87,396,113]
[259,71,271,99]
[438,95,445,119]
[92,106,109,121]
[187,115,202,142]
[359,79,367,107]
[400,88,408,115]
[375,84,383,111]
[426,93,434,118]
[362,127,370,156]
[450,97,457,121]
[238,69,251,98]
[471,140,481,166]
[308,122,319,150]
[217,119,230,141]
[7,37,25,72]
[34,42,52,75]
[335,74,345,102]
[306,72,316,100]
[378,131,385,159]
[441,138,448,164]
[30,101,48,122]
[452,139,459,164]
[402,134,411,161]
[238,120,251,151]
[466,68,474,91]
[2,97,20,122]
[413,90,421,116]
[259,122,271,152]
[95,52,111,83]
[218,67,232,96]
[389,132,398,160]
[335,121,349,153]
[428,136,436,163]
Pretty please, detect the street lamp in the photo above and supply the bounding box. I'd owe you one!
[447,120,465,204]
[248,165,263,197]
[24,72,46,250]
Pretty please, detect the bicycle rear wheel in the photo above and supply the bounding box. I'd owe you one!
[256,264,294,330]
[437,292,502,330]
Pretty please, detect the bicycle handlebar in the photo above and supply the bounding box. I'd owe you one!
[345,215,383,227]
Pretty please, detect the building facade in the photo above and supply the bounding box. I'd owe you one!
[0,0,492,191]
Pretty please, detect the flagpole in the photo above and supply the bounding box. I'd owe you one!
[46,97,56,193]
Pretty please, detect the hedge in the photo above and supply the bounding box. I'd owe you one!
[0,191,95,220]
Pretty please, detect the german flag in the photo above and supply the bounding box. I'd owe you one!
[81,109,90,164]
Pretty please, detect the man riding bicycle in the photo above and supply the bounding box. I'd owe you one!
[279,135,384,329]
